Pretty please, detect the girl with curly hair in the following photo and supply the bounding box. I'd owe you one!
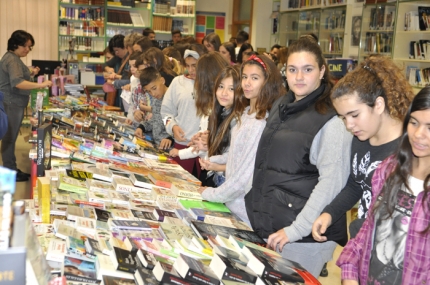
[337,88,430,285]
[312,54,414,241]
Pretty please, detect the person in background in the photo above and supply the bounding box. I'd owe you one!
[200,65,248,187]
[0,30,52,182]
[270,44,281,60]
[203,32,221,52]
[124,32,143,55]
[245,36,352,278]
[142,47,177,87]
[311,55,414,241]
[133,37,154,53]
[135,67,173,150]
[235,30,249,59]
[161,49,202,174]
[337,88,430,285]
[172,29,182,44]
[198,55,284,225]
[219,42,237,65]
[143,28,156,40]
[237,43,254,64]
[277,46,289,89]
[169,52,228,180]
[103,47,114,62]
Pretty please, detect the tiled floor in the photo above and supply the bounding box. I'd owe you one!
[9,126,343,285]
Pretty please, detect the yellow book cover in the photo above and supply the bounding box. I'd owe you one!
[37,177,51,224]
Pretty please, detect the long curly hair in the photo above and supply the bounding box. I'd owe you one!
[331,54,413,121]
[373,88,430,233]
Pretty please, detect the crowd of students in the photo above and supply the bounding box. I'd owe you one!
[99,29,429,284]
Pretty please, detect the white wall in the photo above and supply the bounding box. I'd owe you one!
[0,0,58,64]
[195,0,233,42]
[251,0,273,53]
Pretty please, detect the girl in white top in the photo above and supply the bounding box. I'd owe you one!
[198,54,285,225]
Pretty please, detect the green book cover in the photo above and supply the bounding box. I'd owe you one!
[178,199,231,213]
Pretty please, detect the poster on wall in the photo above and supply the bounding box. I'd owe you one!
[196,11,226,44]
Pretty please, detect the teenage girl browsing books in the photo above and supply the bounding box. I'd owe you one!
[199,65,248,187]
[160,47,204,174]
[337,88,430,285]
[198,55,284,225]
[312,55,414,240]
[168,52,228,175]
[245,36,352,278]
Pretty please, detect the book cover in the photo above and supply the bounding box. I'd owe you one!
[153,208,178,222]
[66,169,93,181]
[171,182,202,200]
[95,208,112,222]
[63,255,99,283]
[36,123,52,177]
[134,267,159,285]
[109,219,151,231]
[37,176,51,223]
[103,275,136,285]
[112,246,138,273]
[158,223,195,241]
[418,6,430,30]
[178,200,231,212]
[190,221,266,246]
[58,174,88,194]
[130,173,154,189]
[174,254,220,285]
[136,249,157,270]
[153,261,193,285]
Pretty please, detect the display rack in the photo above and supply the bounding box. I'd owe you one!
[392,0,430,93]
[57,0,196,65]
[278,0,353,58]
[357,2,396,62]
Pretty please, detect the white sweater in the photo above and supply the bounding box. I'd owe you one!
[160,75,200,146]
[202,107,267,225]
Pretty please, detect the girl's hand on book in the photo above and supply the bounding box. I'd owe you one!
[169,148,179,157]
[134,128,143,138]
[125,119,133,125]
[267,229,289,252]
[159,138,172,150]
[311,213,332,242]
[122,84,130,91]
[172,125,186,142]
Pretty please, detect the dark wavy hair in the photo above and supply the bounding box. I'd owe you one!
[373,87,430,232]
[237,43,253,64]
[143,47,177,77]
[241,55,285,120]
[221,42,236,64]
[7,30,34,51]
[287,36,333,114]
[194,52,229,117]
[208,65,248,156]
[203,33,221,52]
[108,34,125,54]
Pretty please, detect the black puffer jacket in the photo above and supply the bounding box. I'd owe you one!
[245,84,347,245]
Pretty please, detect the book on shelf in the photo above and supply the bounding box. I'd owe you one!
[418,6,430,31]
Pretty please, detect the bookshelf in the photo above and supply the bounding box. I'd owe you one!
[357,2,396,62]
[392,0,430,93]
[278,0,354,58]
[57,0,196,64]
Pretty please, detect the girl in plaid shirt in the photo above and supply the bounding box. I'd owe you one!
[337,88,430,285]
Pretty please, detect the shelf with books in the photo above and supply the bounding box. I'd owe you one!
[392,0,430,92]
[153,13,195,18]
[106,5,151,11]
[358,2,396,62]
[297,9,321,37]
[279,11,300,46]
[319,6,346,57]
